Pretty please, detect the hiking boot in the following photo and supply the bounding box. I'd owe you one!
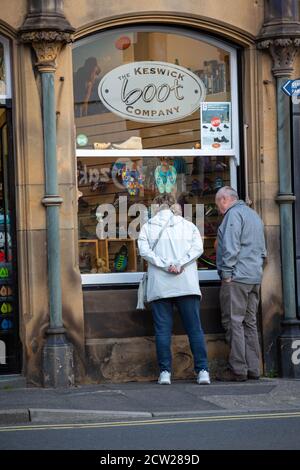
[158,371,171,385]
[216,369,247,382]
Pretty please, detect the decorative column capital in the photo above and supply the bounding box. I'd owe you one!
[257,37,300,77]
[19,0,75,71]
[20,30,74,71]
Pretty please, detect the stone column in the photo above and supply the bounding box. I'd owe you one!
[257,0,300,378]
[20,2,76,387]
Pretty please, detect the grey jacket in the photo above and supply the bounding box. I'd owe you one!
[216,200,267,284]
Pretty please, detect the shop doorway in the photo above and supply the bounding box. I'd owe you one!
[0,107,20,373]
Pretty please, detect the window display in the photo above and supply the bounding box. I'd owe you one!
[73,26,239,283]
[77,154,231,275]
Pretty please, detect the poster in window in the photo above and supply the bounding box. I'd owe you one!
[201,102,231,150]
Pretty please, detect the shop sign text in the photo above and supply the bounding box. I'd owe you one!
[98,61,206,123]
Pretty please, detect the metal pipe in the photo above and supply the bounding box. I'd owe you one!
[276,76,297,320]
[41,71,63,330]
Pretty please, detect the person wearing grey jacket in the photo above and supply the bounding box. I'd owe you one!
[215,187,266,382]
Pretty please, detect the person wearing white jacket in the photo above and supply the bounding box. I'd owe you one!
[138,194,210,385]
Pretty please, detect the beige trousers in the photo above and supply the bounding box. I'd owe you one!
[220,281,261,376]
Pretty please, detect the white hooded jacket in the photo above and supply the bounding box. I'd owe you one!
[138,209,203,302]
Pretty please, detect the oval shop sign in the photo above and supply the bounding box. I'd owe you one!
[98,61,206,123]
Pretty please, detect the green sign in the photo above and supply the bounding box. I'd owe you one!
[76,134,88,146]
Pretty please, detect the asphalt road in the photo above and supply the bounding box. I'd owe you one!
[0,411,300,451]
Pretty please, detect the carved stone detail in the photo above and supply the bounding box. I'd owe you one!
[257,38,300,77]
[21,30,74,44]
[20,30,74,70]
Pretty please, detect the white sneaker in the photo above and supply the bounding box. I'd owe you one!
[158,371,171,385]
[197,370,211,385]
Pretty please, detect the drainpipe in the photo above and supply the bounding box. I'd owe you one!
[19,1,75,387]
[257,0,300,378]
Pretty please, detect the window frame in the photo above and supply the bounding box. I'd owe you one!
[73,26,240,285]
[0,35,12,101]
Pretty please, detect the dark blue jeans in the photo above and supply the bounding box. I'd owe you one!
[151,295,209,373]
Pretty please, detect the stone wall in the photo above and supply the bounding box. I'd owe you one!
[0,0,285,382]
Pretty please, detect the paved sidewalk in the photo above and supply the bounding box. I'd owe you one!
[0,376,300,425]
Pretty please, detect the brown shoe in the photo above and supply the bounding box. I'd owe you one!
[216,369,247,382]
[248,373,260,380]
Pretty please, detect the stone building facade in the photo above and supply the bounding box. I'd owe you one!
[0,0,299,386]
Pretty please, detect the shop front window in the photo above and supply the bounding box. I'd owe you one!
[73,27,240,284]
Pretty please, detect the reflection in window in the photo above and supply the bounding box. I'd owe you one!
[77,155,230,274]
[0,42,6,97]
[73,29,231,150]
[73,27,237,277]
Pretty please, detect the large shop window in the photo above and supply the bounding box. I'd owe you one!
[73,27,240,285]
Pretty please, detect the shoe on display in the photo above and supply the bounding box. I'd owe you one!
[203,156,212,172]
[1,318,13,330]
[221,135,229,143]
[0,267,9,279]
[191,179,202,196]
[122,166,144,196]
[114,244,128,272]
[158,371,171,385]
[204,222,218,235]
[202,125,208,129]
[216,127,222,132]
[215,160,228,171]
[173,157,187,174]
[154,164,177,194]
[1,302,13,314]
[78,197,89,209]
[202,177,214,195]
[90,180,106,192]
[205,204,218,217]
[199,252,217,267]
[0,285,12,297]
[191,157,203,175]
[197,370,211,384]
[224,124,229,129]
[214,137,222,143]
[93,142,111,149]
[214,176,223,191]
[209,127,215,132]
[112,136,143,150]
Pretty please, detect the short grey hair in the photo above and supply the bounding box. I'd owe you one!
[216,186,239,200]
[152,193,182,216]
